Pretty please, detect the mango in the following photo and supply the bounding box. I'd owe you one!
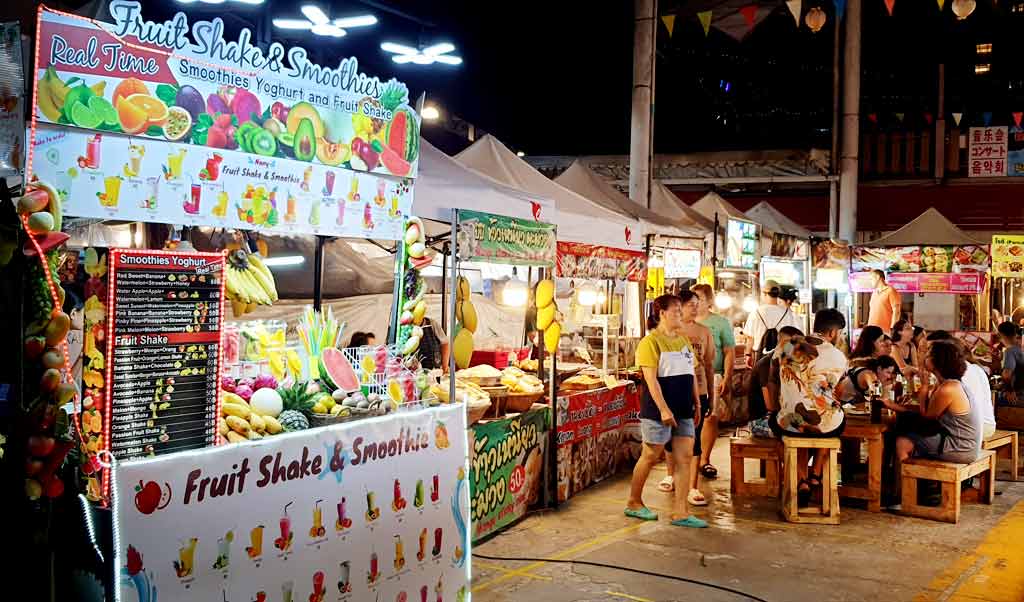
[56,383,77,404]
[457,276,470,301]
[459,300,478,333]
[412,300,426,325]
[17,189,50,214]
[225,415,251,436]
[40,368,61,393]
[222,392,247,406]
[226,431,247,444]
[536,279,554,309]
[28,211,54,233]
[41,350,64,370]
[453,328,474,369]
[537,303,556,331]
[544,322,561,354]
[44,312,71,346]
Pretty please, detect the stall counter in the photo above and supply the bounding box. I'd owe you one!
[555,382,642,503]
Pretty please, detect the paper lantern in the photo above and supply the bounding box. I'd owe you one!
[952,0,976,19]
[805,7,827,32]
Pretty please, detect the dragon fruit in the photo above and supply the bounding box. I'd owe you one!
[221,376,236,392]
[237,377,254,390]
[253,374,278,391]
[233,384,253,402]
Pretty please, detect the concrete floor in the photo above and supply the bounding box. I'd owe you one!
[471,435,1024,602]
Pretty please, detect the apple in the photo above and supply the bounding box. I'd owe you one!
[25,459,43,476]
[27,435,55,458]
[44,478,64,498]
[133,480,168,515]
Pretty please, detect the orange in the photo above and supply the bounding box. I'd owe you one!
[116,96,149,134]
[126,93,168,126]
[113,78,150,107]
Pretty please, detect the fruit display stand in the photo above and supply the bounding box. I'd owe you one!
[443,208,567,537]
[16,3,475,599]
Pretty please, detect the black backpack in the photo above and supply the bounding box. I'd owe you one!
[757,307,791,356]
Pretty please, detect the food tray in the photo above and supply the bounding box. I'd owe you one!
[463,375,502,387]
[480,385,509,418]
[505,392,545,413]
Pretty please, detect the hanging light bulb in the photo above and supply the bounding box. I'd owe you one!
[805,7,827,32]
[577,283,599,307]
[952,0,976,19]
[741,295,759,313]
[501,280,528,307]
[714,290,733,310]
[597,289,608,305]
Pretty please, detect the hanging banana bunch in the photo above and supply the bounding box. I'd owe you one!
[225,248,278,317]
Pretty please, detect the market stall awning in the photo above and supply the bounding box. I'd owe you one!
[415,138,556,227]
[690,191,748,223]
[456,136,644,250]
[863,207,985,246]
[745,201,811,238]
[554,161,706,239]
[650,182,716,231]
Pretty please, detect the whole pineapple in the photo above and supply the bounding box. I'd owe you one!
[277,382,316,431]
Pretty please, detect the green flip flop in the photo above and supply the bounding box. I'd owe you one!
[623,507,658,521]
[670,515,709,528]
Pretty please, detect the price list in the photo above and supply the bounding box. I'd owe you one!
[105,250,225,460]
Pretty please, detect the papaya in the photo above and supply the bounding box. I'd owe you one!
[453,328,474,369]
[17,189,50,214]
[536,279,555,308]
[537,303,556,331]
[44,312,71,346]
[544,322,561,354]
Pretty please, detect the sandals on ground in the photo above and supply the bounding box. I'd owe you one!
[687,489,708,506]
[657,476,674,492]
[700,464,719,479]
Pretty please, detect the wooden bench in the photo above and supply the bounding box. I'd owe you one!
[730,437,782,498]
[983,429,1019,481]
[781,437,840,525]
[901,450,996,524]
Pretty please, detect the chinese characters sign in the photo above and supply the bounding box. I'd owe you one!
[969,127,1008,177]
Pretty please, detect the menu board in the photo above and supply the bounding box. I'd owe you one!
[725,218,759,269]
[105,249,225,461]
[991,234,1024,278]
[848,271,984,294]
[663,248,701,279]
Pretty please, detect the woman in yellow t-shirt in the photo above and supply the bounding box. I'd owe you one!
[624,294,707,528]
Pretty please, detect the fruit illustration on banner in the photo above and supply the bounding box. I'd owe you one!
[133,480,171,515]
[173,537,198,578]
[246,525,264,559]
[391,479,407,512]
[273,502,294,553]
[309,499,326,539]
[435,421,450,449]
[365,490,381,522]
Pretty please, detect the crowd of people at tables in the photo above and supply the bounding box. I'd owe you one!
[624,270,1020,526]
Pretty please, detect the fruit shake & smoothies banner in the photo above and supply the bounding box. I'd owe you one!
[115,404,470,602]
[469,406,549,542]
[30,2,419,240]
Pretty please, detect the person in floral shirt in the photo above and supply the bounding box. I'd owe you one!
[772,308,848,502]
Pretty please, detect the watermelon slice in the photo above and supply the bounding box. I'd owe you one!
[319,347,360,392]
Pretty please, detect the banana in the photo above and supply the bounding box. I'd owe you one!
[46,68,71,104]
[37,79,62,122]
[231,299,246,318]
[246,261,278,302]
[242,269,272,304]
[225,268,251,304]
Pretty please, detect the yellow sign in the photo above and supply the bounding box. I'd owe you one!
[698,265,716,287]
[646,267,665,300]
[991,234,1024,278]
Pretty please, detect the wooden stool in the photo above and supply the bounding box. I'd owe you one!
[730,437,782,498]
[983,430,1019,481]
[900,450,996,524]
[781,437,840,525]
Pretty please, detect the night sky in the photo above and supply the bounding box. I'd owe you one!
[12,0,1024,157]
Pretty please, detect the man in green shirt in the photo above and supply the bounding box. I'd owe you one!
[692,284,735,479]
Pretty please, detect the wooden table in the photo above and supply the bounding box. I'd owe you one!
[838,415,892,512]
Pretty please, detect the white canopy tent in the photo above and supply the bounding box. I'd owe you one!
[863,207,984,246]
[650,182,715,232]
[414,138,557,232]
[456,136,644,250]
[745,201,812,238]
[555,161,705,239]
[691,191,748,222]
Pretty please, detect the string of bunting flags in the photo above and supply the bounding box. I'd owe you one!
[660,0,978,40]
[861,112,1024,128]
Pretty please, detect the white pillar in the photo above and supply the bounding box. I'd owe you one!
[629,0,656,207]
[838,0,861,244]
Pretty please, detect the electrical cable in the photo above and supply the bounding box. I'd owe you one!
[472,552,770,602]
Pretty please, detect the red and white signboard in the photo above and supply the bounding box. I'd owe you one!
[849,271,985,294]
[969,127,1008,177]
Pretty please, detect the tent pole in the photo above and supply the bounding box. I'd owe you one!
[313,235,325,312]
[440,243,449,335]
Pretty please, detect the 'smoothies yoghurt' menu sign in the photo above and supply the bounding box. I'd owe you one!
[115,404,470,602]
[29,1,419,240]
